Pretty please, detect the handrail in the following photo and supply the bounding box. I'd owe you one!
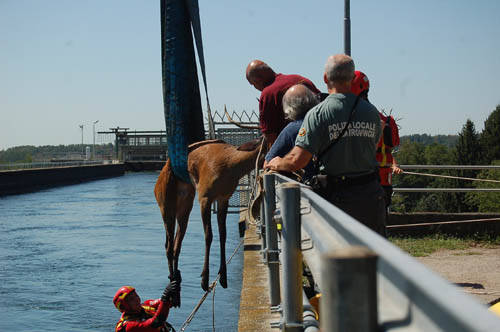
[261,172,500,331]
[0,160,114,171]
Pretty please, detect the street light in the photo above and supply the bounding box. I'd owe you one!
[93,120,99,160]
[79,124,84,158]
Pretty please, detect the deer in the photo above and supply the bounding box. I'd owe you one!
[154,136,267,293]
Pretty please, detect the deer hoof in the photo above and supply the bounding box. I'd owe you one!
[201,274,209,292]
[219,267,228,288]
[220,275,228,288]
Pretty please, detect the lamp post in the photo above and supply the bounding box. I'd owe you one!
[344,0,351,56]
[93,120,99,160]
[79,124,84,158]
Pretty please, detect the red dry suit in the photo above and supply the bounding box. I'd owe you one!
[115,299,174,332]
[376,113,399,186]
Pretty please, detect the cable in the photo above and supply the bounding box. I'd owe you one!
[401,170,500,184]
[178,237,244,331]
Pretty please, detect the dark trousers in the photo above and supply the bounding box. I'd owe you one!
[382,185,393,208]
[326,179,387,237]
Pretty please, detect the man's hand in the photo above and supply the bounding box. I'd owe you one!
[392,165,403,174]
[265,156,283,171]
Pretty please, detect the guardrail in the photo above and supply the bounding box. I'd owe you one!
[0,160,116,171]
[260,172,500,331]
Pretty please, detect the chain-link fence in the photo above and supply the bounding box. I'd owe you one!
[211,110,260,213]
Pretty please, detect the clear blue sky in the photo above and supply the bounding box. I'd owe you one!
[1,0,499,150]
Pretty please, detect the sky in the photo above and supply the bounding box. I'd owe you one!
[1,0,499,150]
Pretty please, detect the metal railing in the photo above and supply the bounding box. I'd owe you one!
[0,160,116,171]
[260,172,500,331]
[395,164,500,192]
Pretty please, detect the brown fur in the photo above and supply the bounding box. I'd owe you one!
[154,137,266,291]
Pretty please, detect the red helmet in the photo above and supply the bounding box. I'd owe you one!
[351,70,370,96]
[113,286,135,312]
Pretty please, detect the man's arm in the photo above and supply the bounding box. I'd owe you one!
[391,157,403,174]
[123,301,171,332]
[265,146,312,173]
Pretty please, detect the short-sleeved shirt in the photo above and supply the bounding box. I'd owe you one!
[265,119,315,179]
[295,93,381,177]
[259,74,320,136]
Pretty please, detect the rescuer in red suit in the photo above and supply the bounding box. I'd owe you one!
[246,59,320,148]
[113,278,180,332]
[351,70,402,208]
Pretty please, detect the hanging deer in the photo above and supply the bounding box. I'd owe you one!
[154,136,266,292]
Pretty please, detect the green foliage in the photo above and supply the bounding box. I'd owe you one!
[0,144,114,163]
[466,160,500,212]
[0,146,35,163]
[400,134,458,148]
[390,234,500,257]
[480,105,500,164]
[392,104,500,213]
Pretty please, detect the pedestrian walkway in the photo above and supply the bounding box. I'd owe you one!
[238,216,280,331]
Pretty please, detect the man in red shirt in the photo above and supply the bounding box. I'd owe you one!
[246,60,320,147]
[113,279,180,332]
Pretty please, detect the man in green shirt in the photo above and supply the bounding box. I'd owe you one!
[265,54,386,236]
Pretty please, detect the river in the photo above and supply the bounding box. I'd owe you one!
[0,172,243,331]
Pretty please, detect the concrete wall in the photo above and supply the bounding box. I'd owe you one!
[0,164,125,196]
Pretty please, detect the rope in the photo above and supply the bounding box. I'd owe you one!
[245,139,266,225]
[402,170,500,184]
[387,217,500,229]
[178,237,245,332]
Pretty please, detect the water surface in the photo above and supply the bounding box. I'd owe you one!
[0,172,243,331]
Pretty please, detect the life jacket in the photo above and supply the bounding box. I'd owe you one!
[115,303,174,332]
[377,113,399,186]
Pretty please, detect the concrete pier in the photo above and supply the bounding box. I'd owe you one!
[238,217,280,331]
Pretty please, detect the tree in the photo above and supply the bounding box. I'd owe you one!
[452,119,482,211]
[456,119,482,167]
[480,105,500,164]
[467,160,500,212]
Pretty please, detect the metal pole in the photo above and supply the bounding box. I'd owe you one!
[344,0,351,56]
[79,124,84,157]
[92,120,99,160]
[320,246,378,332]
[279,183,302,332]
[264,173,280,307]
[302,290,319,332]
[260,195,267,260]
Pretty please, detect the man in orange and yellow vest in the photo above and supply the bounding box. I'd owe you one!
[351,71,402,209]
[113,278,180,332]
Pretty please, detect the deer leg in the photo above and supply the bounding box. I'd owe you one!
[155,160,177,279]
[199,197,213,291]
[216,199,229,288]
[160,204,176,278]
[173,182,195,273]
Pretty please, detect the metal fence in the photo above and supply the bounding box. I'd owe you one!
[260,172,500,331]
[213,112,261,213]
[394,164,500,192]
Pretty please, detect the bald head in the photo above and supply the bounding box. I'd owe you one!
[282,84,319,121]
[324,54,355,90]
[246,60,276,91]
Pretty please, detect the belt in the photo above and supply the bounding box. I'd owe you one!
[327,171,379,187]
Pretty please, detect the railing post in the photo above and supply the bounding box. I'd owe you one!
[264,173,280,307]
[279,182,302,332]
[320,246,378,332]
[260,193,267,259]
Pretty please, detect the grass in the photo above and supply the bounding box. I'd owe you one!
[389,233,500,257]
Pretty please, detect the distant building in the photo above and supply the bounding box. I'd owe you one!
[99,128,169,161]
